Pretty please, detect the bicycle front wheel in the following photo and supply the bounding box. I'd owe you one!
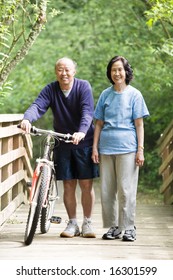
[24,166,48,245]
[40,172,57,233]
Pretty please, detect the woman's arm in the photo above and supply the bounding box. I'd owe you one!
[134,118,145,167]
[92,119,104,164]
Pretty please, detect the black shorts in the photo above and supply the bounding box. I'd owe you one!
[53,145,99,180]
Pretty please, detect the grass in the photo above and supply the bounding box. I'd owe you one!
[137,189,164,205]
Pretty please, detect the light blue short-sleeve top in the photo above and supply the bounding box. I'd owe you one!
[94,85,150,155]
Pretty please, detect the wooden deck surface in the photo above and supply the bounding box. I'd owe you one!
[0,189,173,261]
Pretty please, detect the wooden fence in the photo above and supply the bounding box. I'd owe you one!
[158,120,173,204]
[0,114,33,226]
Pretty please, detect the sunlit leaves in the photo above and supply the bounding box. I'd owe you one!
[145,0,173,28]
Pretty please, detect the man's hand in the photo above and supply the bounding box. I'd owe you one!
[20,119,31,134]
[72,132,85,145]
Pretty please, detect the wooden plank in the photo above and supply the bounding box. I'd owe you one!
[0,147,33,177]
[0,147,25,168]
[22,149,33,178]
[158,128,173,155]
[0,193,24,226]
[157,120,173,147]
[0,170,28,197]
[160,173,173,193]
[159,150,173,174]
[23,133,33,159]
[0,125,22,138]
[0,114,23,122]
[15,127,33,159]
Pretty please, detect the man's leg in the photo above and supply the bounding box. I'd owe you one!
[60,179,80,237]
[63,179,77,219]
[79,179,95,218]
[79,179,96,238]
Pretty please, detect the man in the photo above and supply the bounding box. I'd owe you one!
[20,57,99,238]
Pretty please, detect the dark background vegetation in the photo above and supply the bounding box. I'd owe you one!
[1,0,173,196]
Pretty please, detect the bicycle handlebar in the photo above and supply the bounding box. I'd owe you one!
[17,124,73,141]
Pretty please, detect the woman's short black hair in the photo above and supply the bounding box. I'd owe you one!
[106,55,133,85]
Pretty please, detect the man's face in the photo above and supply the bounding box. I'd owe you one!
[55,58,76,89]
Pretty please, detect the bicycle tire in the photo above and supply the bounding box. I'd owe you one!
[24,166,48,245]
[40,172,57,233]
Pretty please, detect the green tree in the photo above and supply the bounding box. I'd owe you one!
[144,0,173,56]
[0,0,60,98]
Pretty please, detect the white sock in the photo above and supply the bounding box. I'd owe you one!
[83,217,91,223]
[70,218,77,225]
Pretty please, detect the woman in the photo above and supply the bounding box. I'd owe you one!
[92,55,149,241]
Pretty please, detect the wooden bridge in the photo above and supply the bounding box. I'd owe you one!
[0,114,173,261]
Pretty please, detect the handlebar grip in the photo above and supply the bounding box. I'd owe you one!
[17,123,36,134]
[65,134,73,141]
[30,126,37,134]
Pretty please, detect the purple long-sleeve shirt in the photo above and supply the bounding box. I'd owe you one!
[24,78,95,148]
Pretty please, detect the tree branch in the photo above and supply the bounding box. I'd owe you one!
[0,0,48,87]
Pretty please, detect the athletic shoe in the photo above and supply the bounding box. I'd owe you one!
[60,220,80,238]
[102,226,122,240]
[122,227,136,241]
[81,217,96,238]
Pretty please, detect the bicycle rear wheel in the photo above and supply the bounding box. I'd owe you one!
[40,172,57,233]
[24,166,48,245]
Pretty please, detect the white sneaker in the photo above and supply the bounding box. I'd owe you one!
[81,217,96,238]
[60,220,80,238]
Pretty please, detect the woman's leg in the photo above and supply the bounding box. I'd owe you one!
[116,153,139,231]
[100,154,118,228]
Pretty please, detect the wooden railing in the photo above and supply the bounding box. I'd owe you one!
[0,114,33,226]
[158,120,173,204]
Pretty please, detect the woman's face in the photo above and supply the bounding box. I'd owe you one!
[111,60,126,86]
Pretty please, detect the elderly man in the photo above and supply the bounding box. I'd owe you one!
[20,57,99,238]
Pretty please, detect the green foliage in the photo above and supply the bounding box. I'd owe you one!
[145,0,173,56]
[0,80,13,104]
[1,0,173,191]
[145,0,173,28]
[0,0,53,95]
[138,149,162,190]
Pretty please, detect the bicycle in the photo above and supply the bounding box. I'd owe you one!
[17,125,72,246]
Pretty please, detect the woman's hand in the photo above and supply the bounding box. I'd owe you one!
[92,147,100,164]
[136,150,144,167]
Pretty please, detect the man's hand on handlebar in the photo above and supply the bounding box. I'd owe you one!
[72,132,85,145]
[18,123,85,144]
[20,119,32,134]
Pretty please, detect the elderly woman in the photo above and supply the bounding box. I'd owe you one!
[92,55,149,241]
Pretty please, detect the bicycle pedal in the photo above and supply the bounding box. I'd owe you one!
[50,216,62,224]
